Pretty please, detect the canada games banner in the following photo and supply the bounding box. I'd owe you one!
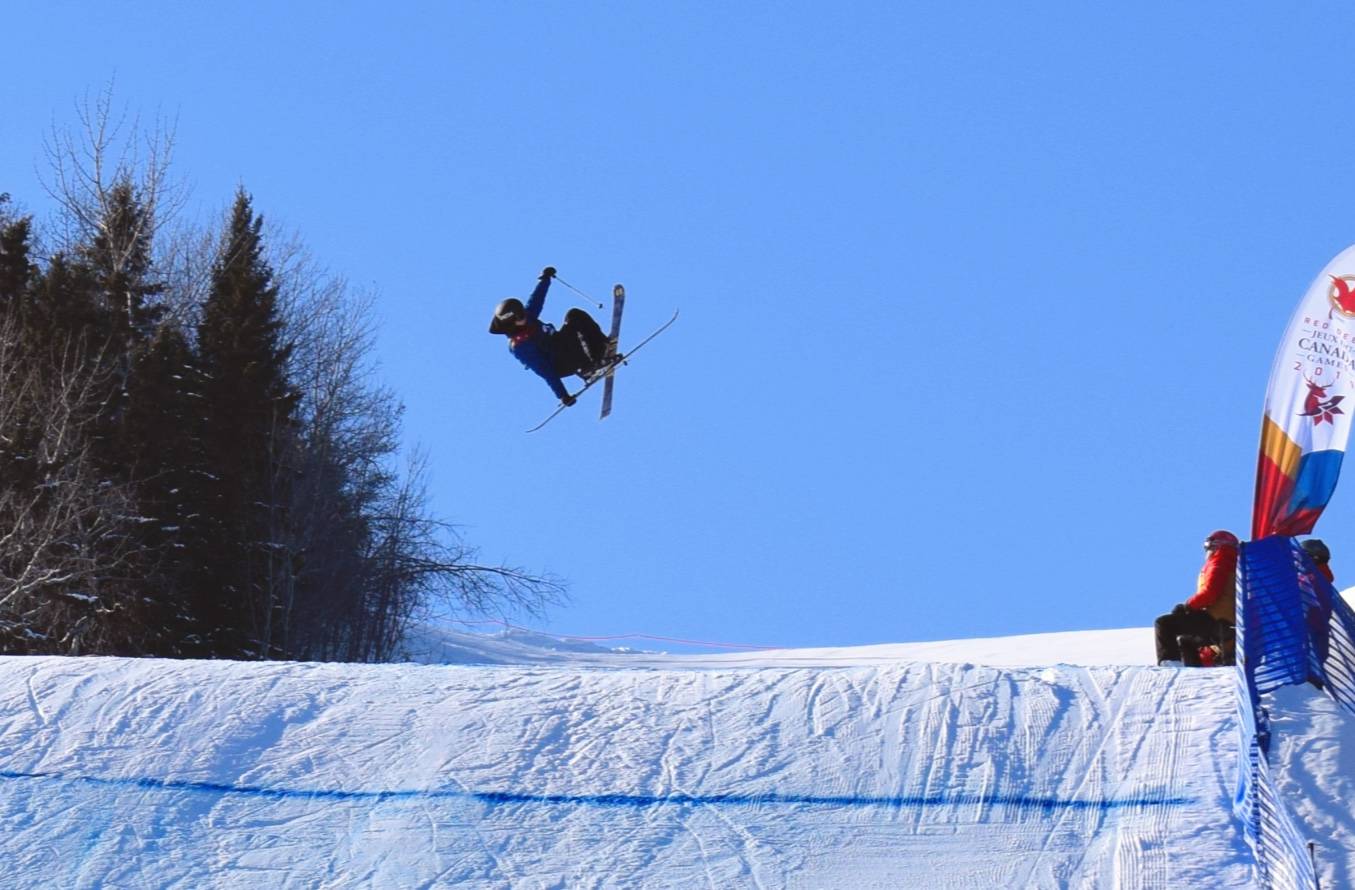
[1254,244,1355,538]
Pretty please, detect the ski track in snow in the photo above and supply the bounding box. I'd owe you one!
[0,656,1257,889]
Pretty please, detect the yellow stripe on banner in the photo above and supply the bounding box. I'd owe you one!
[1260,414,1303,479]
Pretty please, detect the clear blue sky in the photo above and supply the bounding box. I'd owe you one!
[7,2,1355,649]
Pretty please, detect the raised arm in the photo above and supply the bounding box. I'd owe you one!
[524,266,556,320]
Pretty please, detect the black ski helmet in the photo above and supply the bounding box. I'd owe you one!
[1302,538,1331,564]
[489,298,525,334]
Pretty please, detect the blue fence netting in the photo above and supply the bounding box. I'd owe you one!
[1236,534,1355,889]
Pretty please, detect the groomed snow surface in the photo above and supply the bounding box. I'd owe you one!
[0,626,1347,888]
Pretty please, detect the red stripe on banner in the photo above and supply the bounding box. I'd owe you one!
[1271,506,1323,537]
[1252,451,1297,540]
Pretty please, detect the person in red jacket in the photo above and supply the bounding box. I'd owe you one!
[1301,538,1335,686]
[1154,530,1240,666]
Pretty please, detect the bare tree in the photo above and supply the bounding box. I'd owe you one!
[362,452,566,660]
[154,221,217,331]
[0,317,136,653]
[41,81,184,257]
[273,245,565,661]
[6,86,566,661]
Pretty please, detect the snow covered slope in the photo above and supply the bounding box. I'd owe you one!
[0,653,1258,888]
[1267,682,1355,889]
[400,622,1156,669]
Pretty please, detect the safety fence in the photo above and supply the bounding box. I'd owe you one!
[1236,535,1355,889]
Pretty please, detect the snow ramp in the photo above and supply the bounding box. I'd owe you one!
[0,656,1252,888]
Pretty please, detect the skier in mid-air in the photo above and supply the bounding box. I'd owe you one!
[489,266,613,406]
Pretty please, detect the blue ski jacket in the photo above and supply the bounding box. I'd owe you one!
[507,276,569,400]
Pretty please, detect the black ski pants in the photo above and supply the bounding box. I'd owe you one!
[549,309,609,377]
[1154,606,1234,664]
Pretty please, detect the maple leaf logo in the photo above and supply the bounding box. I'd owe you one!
[1300,375,1346,425]
[1329,275,1355,317]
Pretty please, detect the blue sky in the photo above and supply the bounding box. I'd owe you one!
[7,2,1355,649]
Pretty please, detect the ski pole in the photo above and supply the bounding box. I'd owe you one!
[552,274,605,310]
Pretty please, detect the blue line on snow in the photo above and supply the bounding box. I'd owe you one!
[0,770,1193,812]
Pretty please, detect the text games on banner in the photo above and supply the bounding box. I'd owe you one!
[1254,244,1355,539]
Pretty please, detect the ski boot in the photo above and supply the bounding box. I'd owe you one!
[581,351,623,385]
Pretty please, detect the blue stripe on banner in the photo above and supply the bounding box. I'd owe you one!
[1289,450,1345,515]
[0,769,1192,812]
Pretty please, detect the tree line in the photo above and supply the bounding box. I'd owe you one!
[0,101,560,661]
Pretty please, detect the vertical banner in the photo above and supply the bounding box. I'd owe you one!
[1254,245,1355,539]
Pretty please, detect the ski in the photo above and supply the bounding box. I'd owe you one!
[600,284,626,420]
[526,309,679,433]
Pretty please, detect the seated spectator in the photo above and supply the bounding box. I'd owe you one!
[1154,530,1238,666]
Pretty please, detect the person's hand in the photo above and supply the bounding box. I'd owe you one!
[561,393,576,407]
[1172,603,1194,617]
[541,266,556,280]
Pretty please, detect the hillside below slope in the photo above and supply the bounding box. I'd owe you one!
[0,655,1250,888]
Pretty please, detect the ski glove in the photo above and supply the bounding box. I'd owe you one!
[541,266,556,280]
[561,393,576,407]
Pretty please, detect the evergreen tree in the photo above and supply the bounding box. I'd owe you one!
[5,140,563,659]
[65,180,176,653]
[0,208,38,315]
[121,322,209,653]
[27,254,102,350]
[78,180,164,348]
[195,189,300,657]
[0,209,42,495]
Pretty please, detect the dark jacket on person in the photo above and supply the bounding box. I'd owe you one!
[505,276,569,400]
